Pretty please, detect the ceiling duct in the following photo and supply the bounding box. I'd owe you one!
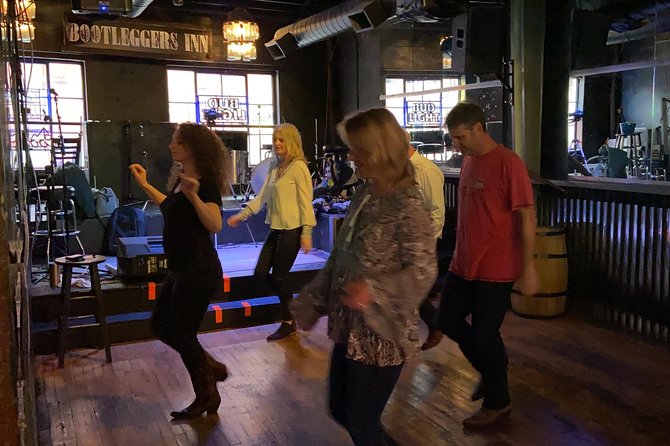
[265,0,393,60]
[264,0,474,60]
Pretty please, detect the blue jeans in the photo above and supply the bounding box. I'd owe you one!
[437,272,514,410]
[328,343,403,446]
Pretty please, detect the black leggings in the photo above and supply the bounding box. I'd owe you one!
[152,263,221,374]
[255,227,302,321]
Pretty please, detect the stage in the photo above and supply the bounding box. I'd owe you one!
[30,243,329,355]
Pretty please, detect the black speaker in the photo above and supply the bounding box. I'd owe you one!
[448,5,506,76]
[571,11,611,70]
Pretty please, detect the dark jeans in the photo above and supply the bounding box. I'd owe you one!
[329,343,403,446]
[437,272,514,410]
[152,263,221,374]
[255,227,302,321]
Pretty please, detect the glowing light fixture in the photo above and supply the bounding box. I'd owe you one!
[223,8,259,62]
[1,0,37,42]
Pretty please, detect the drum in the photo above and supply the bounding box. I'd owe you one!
[511,226,568,318]
[250,157,273,194]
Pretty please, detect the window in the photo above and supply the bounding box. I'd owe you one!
[8,60,86,170]
[384,76,460,161]
[167,68,276,166]
[568,77,583,145]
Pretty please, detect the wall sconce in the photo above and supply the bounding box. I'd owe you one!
[223,8,259,62]
[1,0,37,43]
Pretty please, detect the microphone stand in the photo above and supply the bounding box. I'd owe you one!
[51,89,71,255]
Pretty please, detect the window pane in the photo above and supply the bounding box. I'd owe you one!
[21,62,47,91]
[248,104,274,126]
[170,103,197,123]
[25,88,50,122]
[51,98,84,123]
[221,75,246,96]
[422,80,441,101]
[49,63,83,98]
[168,70,196,102]
[249,129,273,166]
[247,74,273,104]
[197,73,222,96]
[385,78,404,95]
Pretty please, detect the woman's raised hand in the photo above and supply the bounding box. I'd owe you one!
[178,173,200,200]
[129,164,147,186]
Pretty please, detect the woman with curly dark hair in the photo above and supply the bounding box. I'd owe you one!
[129,122,230,419]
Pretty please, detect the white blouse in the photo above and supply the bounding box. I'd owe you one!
[239,160,316,238]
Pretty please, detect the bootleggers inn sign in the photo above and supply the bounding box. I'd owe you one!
[63,16,211,61]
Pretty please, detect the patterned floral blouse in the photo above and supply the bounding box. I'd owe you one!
[290,181,437,367]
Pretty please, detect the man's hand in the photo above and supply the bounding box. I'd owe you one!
[516,266,540,296]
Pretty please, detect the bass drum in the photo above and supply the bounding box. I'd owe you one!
[250,157,274,194]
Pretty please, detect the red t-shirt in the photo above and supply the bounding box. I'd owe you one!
[449,145,534,282]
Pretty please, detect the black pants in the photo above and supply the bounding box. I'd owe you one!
[152,263,221,374]
[437,272,514,410]
[255,227,301,321]
[329,343,403,446]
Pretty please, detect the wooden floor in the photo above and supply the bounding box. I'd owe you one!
[35,313,670,446]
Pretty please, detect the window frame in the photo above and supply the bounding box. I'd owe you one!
[166,66,278,167]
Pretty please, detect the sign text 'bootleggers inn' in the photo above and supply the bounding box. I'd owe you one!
[63,16,211,60]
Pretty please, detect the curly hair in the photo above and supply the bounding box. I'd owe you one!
[166,123,231,195]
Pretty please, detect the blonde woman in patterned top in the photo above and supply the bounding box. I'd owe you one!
[291,108,437,446]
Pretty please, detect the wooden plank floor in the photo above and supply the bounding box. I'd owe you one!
[35,313,670,446]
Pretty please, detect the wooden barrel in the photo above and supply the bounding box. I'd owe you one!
[511,226,567,318]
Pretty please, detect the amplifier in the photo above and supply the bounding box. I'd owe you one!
[117,236,169,280]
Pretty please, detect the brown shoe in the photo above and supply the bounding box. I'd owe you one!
[421,330,443,351]
[462,405,511,427]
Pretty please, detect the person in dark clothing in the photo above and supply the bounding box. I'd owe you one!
[129,123,231,419]
[227,123,316,342]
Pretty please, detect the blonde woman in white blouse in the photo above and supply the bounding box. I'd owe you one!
[227,123,316,341]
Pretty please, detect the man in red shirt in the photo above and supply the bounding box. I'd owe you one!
[437,102,539,427]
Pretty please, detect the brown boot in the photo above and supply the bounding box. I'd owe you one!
[204,351,229,382]
[170,366,221,419]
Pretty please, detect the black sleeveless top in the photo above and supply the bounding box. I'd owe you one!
[160,178,222,271]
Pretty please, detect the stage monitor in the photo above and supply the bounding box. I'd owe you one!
[216,131,248,152]
[72,0,132,14]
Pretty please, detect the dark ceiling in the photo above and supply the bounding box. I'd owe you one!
[147,0,344,20]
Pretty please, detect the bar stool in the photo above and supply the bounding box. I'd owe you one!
[55,254,112,368]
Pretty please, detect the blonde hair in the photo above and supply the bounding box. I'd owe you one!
[336,108,414,189]
[167,123,231,195]
[273,123,306,164]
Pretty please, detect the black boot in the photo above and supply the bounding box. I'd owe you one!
[266,321,296,342]
[204,351,229,382]
[170,366,221,419]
